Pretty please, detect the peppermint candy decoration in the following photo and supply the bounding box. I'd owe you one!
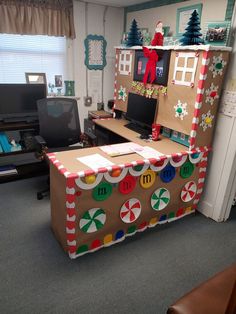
[151,188,170,211]
[120,198,141,223]
[79,208,106,233]
[181,181,197,202]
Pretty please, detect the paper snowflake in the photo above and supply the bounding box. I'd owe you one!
[118,86,127,101]
[205,83,219,105]
[209,54,227,78]
[174,100,188,120]
[200,110,214,131]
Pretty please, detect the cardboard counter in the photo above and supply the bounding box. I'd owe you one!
[48,141,209,259]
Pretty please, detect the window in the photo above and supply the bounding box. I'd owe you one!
[118,50,132,75]
[0,34,67,91]
[172,52,198,87]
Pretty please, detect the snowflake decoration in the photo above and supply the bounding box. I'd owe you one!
[118,85,127,101]
[174,100,188,120]
[200,110,214,131]
[205,83,219,105]
[209,54,227,78]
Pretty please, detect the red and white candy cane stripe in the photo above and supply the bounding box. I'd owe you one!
[48,147,210,183]
[113,50,119,104]
[192,151,208,209]
[189,51,211,150]
[66,174,77,258]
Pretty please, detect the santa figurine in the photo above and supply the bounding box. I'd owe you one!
[151,21,164,46]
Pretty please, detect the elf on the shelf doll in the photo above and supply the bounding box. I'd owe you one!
[151,21,164,46]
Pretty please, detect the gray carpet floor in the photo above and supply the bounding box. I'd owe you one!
[0,176,236,314]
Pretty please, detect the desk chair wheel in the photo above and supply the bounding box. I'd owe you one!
[37,192,43,200]
[37,187,49,200]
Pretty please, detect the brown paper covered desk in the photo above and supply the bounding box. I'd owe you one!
[48,130,209,259]
[48,45,230,259]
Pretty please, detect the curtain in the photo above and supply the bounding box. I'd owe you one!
[0,0,76,39]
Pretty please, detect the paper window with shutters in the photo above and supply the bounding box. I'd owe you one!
[118,51,132,76]
[172,52,198,87]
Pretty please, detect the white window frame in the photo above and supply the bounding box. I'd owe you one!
[118,50,132,75]
[173,52,198,87]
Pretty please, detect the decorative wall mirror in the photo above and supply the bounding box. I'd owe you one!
[25,72,47,85]
[84,35,107,70]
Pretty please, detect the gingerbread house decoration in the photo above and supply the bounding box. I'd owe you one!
[49,45,231,259]
[114,45,230,150]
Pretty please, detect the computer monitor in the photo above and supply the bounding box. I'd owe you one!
[0,83,47,122]
[125,93,157,130]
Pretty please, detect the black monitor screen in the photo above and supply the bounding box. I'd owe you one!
[0,84,46,120]
[126,93,157,128]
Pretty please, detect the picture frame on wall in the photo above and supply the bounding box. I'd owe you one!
[25,72,47,85]
[176,3,203,37]
[203,21,231,46]
[84,34,107,70]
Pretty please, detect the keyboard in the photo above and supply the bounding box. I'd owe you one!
[125,122,149,136]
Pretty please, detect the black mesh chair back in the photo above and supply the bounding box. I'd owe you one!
[37,98,81,148]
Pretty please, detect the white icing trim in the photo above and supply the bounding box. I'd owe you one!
[66,215,76,221]
[128,163,149,176]
[67,240,76,246]
[66,187,75,194]
[66,228,75,234]
[150,158,169,171]
[170,155,187,167]
[66,201,75,209]
[189,152,203,164]
[114,45,232,51]
[75,173,103,190]
[104,167,128,183]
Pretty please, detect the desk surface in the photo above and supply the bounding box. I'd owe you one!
[95,118,185,153]
[52,119,188,174]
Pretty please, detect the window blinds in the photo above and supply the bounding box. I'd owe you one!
[0,34,67,90]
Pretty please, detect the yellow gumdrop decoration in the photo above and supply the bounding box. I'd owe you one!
[85,175,96,184]
[111,169,121,177]
[205,117,212,124]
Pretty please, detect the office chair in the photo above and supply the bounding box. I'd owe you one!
[35,97,84,200]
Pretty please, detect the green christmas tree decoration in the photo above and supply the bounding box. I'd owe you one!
[180,10,204,45]
[126,19,143,47]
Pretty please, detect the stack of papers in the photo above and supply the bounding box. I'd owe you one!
[99,142,143,157]
[133,146,164,159]
[77,154,114,170]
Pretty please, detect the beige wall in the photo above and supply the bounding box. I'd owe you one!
[71,1,124,130]
[126,0,228,38]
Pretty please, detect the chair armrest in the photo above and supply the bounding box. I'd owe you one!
[34,135,48,160]
[167,263,236,314]
[34,135,47,146]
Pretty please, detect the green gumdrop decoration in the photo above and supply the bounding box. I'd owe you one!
[216,62,222,70]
